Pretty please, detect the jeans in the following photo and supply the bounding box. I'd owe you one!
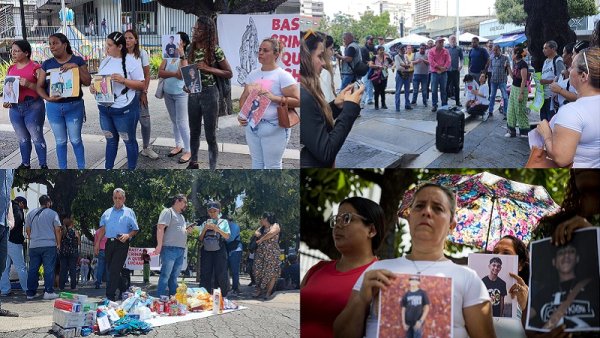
[360,73,374,104]
[27,246,57,296]
[164,92,190,152]
[200,247,228,296]
[59,253,78,290]
[136,92,152,149]
[157,246,185,297]
[488,82,509,115]
[412,74,429,104]
[46,100,85,169]
[98,99,140,169]
[80,265,89,283]
[1,241,28,294]
[447,70,461,103]
[395,72,411,110]
[228,250,242,292]
[431,72,448,107]
[340,74,354,91]
[407,325,423,338]
[245,120,289,169]
[8,98,47,166]
[95,249,107,287]
[188,86,219,169]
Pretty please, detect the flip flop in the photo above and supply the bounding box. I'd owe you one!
[168,148,183,157]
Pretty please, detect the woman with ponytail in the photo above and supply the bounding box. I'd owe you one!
[238,37,299,169]
[37,33,91,169]
[300,30,364,168]
[91,31,145,169]
[186,16,232,169]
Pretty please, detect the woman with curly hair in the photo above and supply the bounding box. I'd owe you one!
[253,212,281,300]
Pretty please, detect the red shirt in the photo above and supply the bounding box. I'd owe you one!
[7,61,40,102]
[428,47,451,73]
[301,258,377,338]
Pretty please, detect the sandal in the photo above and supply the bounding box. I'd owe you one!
[168,148,183,157]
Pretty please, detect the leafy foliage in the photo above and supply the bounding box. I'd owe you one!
[495,0,597,25]
[0,59,12,95]
[319,11,397,48]
[148,54,163,79]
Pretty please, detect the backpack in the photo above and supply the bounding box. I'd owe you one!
[151,208,175,247]
[226,233,241,253]
[61,227,78,256]
[203,219,225,251]
[347,42,368,78]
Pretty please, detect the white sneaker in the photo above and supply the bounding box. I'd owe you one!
[43,292,59,300]
[26,295,35,300]
[482,111,489,122]
[504,132,515,138]
[141,147,159,159]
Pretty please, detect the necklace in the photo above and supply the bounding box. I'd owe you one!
[408,255,446,275]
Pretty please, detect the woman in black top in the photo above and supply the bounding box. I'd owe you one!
[300,30,364,168]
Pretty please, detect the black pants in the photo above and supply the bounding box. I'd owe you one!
[200,246,228,296]
[373,79,387,108]
[467,104,489,116]
[105,239,129,301]
[447,70,461,104]
[59,253,78,290]
[188,86,219,169]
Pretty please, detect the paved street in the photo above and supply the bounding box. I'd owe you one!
[0,274,299,338]
[0,80,300,169]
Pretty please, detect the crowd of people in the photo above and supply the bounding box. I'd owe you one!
[3,16,299,170]
[301,169,600,338]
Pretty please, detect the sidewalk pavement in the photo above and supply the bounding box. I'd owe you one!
[0,80,300,169]
[0,274,299,337]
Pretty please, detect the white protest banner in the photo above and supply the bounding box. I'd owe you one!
[217,14,299,86]
[125,247,187,271]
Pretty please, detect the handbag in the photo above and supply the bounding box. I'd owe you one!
[525,147,572,168]
[154,78,165,99]
[277,96,300,128]
[248,235,258,253]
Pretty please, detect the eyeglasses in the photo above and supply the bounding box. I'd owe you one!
[329,213,368,228]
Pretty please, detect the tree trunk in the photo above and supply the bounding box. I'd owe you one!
[156,0,287,17]
[525,0,576,71]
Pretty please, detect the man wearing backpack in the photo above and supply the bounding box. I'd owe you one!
[540,40,565,121]
[335,32,363,91]
[225,215,242,296]
[155,194,193,297]
[198,201,230,296]
[25,195,62,300]
[95,188,138,301]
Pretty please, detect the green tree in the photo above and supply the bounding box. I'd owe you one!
[319,11,396,48]
[495,0,597,25]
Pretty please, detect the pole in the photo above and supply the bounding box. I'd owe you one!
[61,0,66,33]
[456,0,460,38]
[18,0,27,39]
[485,195,496,251]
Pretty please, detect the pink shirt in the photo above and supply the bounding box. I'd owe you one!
[7,61,41,101]
[94,230,107,250]
[428,47,451,73]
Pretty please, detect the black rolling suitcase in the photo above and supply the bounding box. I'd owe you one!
[436,108,464,153]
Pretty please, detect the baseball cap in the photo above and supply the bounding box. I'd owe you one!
[419,43,426,47]
[435,36,445,42]
[409,275,421,281]
[207,201,221,210]
[14,196,28,209]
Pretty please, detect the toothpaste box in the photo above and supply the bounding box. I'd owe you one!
[52,308,84,328]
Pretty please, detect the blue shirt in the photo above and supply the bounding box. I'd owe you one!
[99,205,139,238]
[226,221,242,252]
[469,47,489,74]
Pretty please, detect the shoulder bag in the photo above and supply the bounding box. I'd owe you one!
[277,96,300,128]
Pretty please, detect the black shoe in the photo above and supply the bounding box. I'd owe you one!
[17,163,30,170]
[456,103,462,107]
[186,161,199,169]
[374,105,379,110]
[41,165,48,169]
[423,102,428,107]
[432,106,438,112]
[405,105,413,110]
[382,105,388,109]
[410,101,417,105]
[0,308,19,317]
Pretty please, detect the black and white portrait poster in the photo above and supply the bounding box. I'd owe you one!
[468,253,519,318]
[527,227,600,332]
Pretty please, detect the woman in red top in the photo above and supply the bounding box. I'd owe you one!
[300,197,384,338]
[3,40,48,169]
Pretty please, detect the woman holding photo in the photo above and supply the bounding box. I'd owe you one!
[238,38,299,169]
[91,31,144,169]
[335,183,494,338]
[186,16,232,169]
[158,32,191,164]
[124,29,158,160]
[4,40,48,169]
[36,33,91,169]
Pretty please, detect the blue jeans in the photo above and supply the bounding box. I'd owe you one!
[135,92,152,149]
[360,73,374,104]
[164,92,190,152]
[340,74,354,91]
[27,246,57,296]
[59,253,78,290]
[0,227,7,306]
[431,72,448,107]
[489,82,509,115]
[245,120,290,169]
[228,250,242,292]
[395,72,411,110]
[407,325,422,338]
[95,249,107,287]
[8,98,47,166]
[157,246,185,297]
[98,100,140,169]
[0,241,28,294]
[412,74,429,104]
[46,100,85,169]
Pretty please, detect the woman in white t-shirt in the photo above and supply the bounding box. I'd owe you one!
[335,183,494,338]
[91,31,145,169]
[125,29,158,160]
[238,38,299,169]
[537,47,600,168]
[467,73,491,120]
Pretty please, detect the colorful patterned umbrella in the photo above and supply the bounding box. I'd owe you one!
[398,172,560,251]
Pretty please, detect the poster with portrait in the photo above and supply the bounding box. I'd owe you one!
[180,64,202,94]
[162,34,181,59]
[468,253,519,318]
[125,247,187,272]
[48,68,80,98]
[378,274,453,338]
[238,89,270,129]
[2,76,20,104]
[92,75,114,104]
[527,227,600,332]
